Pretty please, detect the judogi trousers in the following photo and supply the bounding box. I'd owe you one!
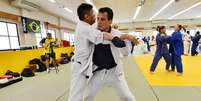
[83,67,136,101]
[68,62,87,101]
[150,52,171,72]
[171,53,183,73]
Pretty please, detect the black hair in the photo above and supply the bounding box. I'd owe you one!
[156,26,160,31]
[186,31,190,34]
[156,26,165,33]
[77,3,93,21]
[177,24,186,32]
[178,24,182,30]
[99,7,113,20]
[47,33,51,35]
[196,31,200,35]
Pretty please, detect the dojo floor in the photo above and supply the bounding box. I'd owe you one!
[1,55,201,101]
[134,54,201,86]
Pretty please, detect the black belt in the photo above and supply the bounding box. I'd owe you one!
[85,67,114,79]
[92,66,115,73]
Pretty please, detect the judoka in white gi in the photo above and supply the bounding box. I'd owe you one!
[68,3,115,101]
[83,7,137,101]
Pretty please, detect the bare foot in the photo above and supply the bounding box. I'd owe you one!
[150,71,154,75]
[166,69,171,72]
[176,72,183,76]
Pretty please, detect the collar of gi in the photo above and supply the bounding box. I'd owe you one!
[80,20,91,26]
[101,26,112,33]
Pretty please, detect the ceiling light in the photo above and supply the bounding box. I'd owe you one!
[64,7,73,13]
[133,6,141,20]
[48,0,56,3]
[169,2,201,19]
[149,0,174,20]
[196,15,201,18]
[85,0,98,13]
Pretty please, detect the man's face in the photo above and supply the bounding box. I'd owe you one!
[97,12,112,31]
[85,10,96,25]
[47,34,52,39]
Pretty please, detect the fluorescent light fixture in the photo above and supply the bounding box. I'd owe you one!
[64,7,73,13]
[196,15,201,18]
[133,6,141,20]
[48,0,56,3]
[149,0,174,20]
[169,2,201,19]
[85,0,98,13]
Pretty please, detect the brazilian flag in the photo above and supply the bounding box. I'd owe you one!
[22,17,41,33]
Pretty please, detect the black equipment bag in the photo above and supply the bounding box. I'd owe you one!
[5,70,20,77]
[29,58,46,72]
[41,55,46,62]
[21,68,35,77]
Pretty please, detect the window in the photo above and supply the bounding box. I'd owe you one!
[35,33,42,47]
[64,32,70,41]
[189,29,196,36]
[64,32,75,45]
[41,23,47,38]
[0,22,19,50]
[35,23,46,47]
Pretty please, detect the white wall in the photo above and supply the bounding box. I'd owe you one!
[119,18,201,38]
[59,18,76,40]
[21,9,59,26]
[59,18,76,30]
[119,19,201,31]
[0,0,76,46]
[0,0,20,15]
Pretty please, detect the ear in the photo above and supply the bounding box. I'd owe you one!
[109,20,112,24]
[84,14,89,20]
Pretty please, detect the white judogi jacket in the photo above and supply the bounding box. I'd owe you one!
[72,21,104,77]
[99,29,129,76]
[74,25,129,82]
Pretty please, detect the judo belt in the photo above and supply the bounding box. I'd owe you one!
[71,59,81,64]
[92,66,115,73]
[71,59,115,79]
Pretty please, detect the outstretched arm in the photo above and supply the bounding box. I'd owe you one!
[120,34,139,45]
[111,36,126,48]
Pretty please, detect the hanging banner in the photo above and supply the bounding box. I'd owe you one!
[22,17,41,33]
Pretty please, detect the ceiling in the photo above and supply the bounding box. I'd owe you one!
[16,0,201,26]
